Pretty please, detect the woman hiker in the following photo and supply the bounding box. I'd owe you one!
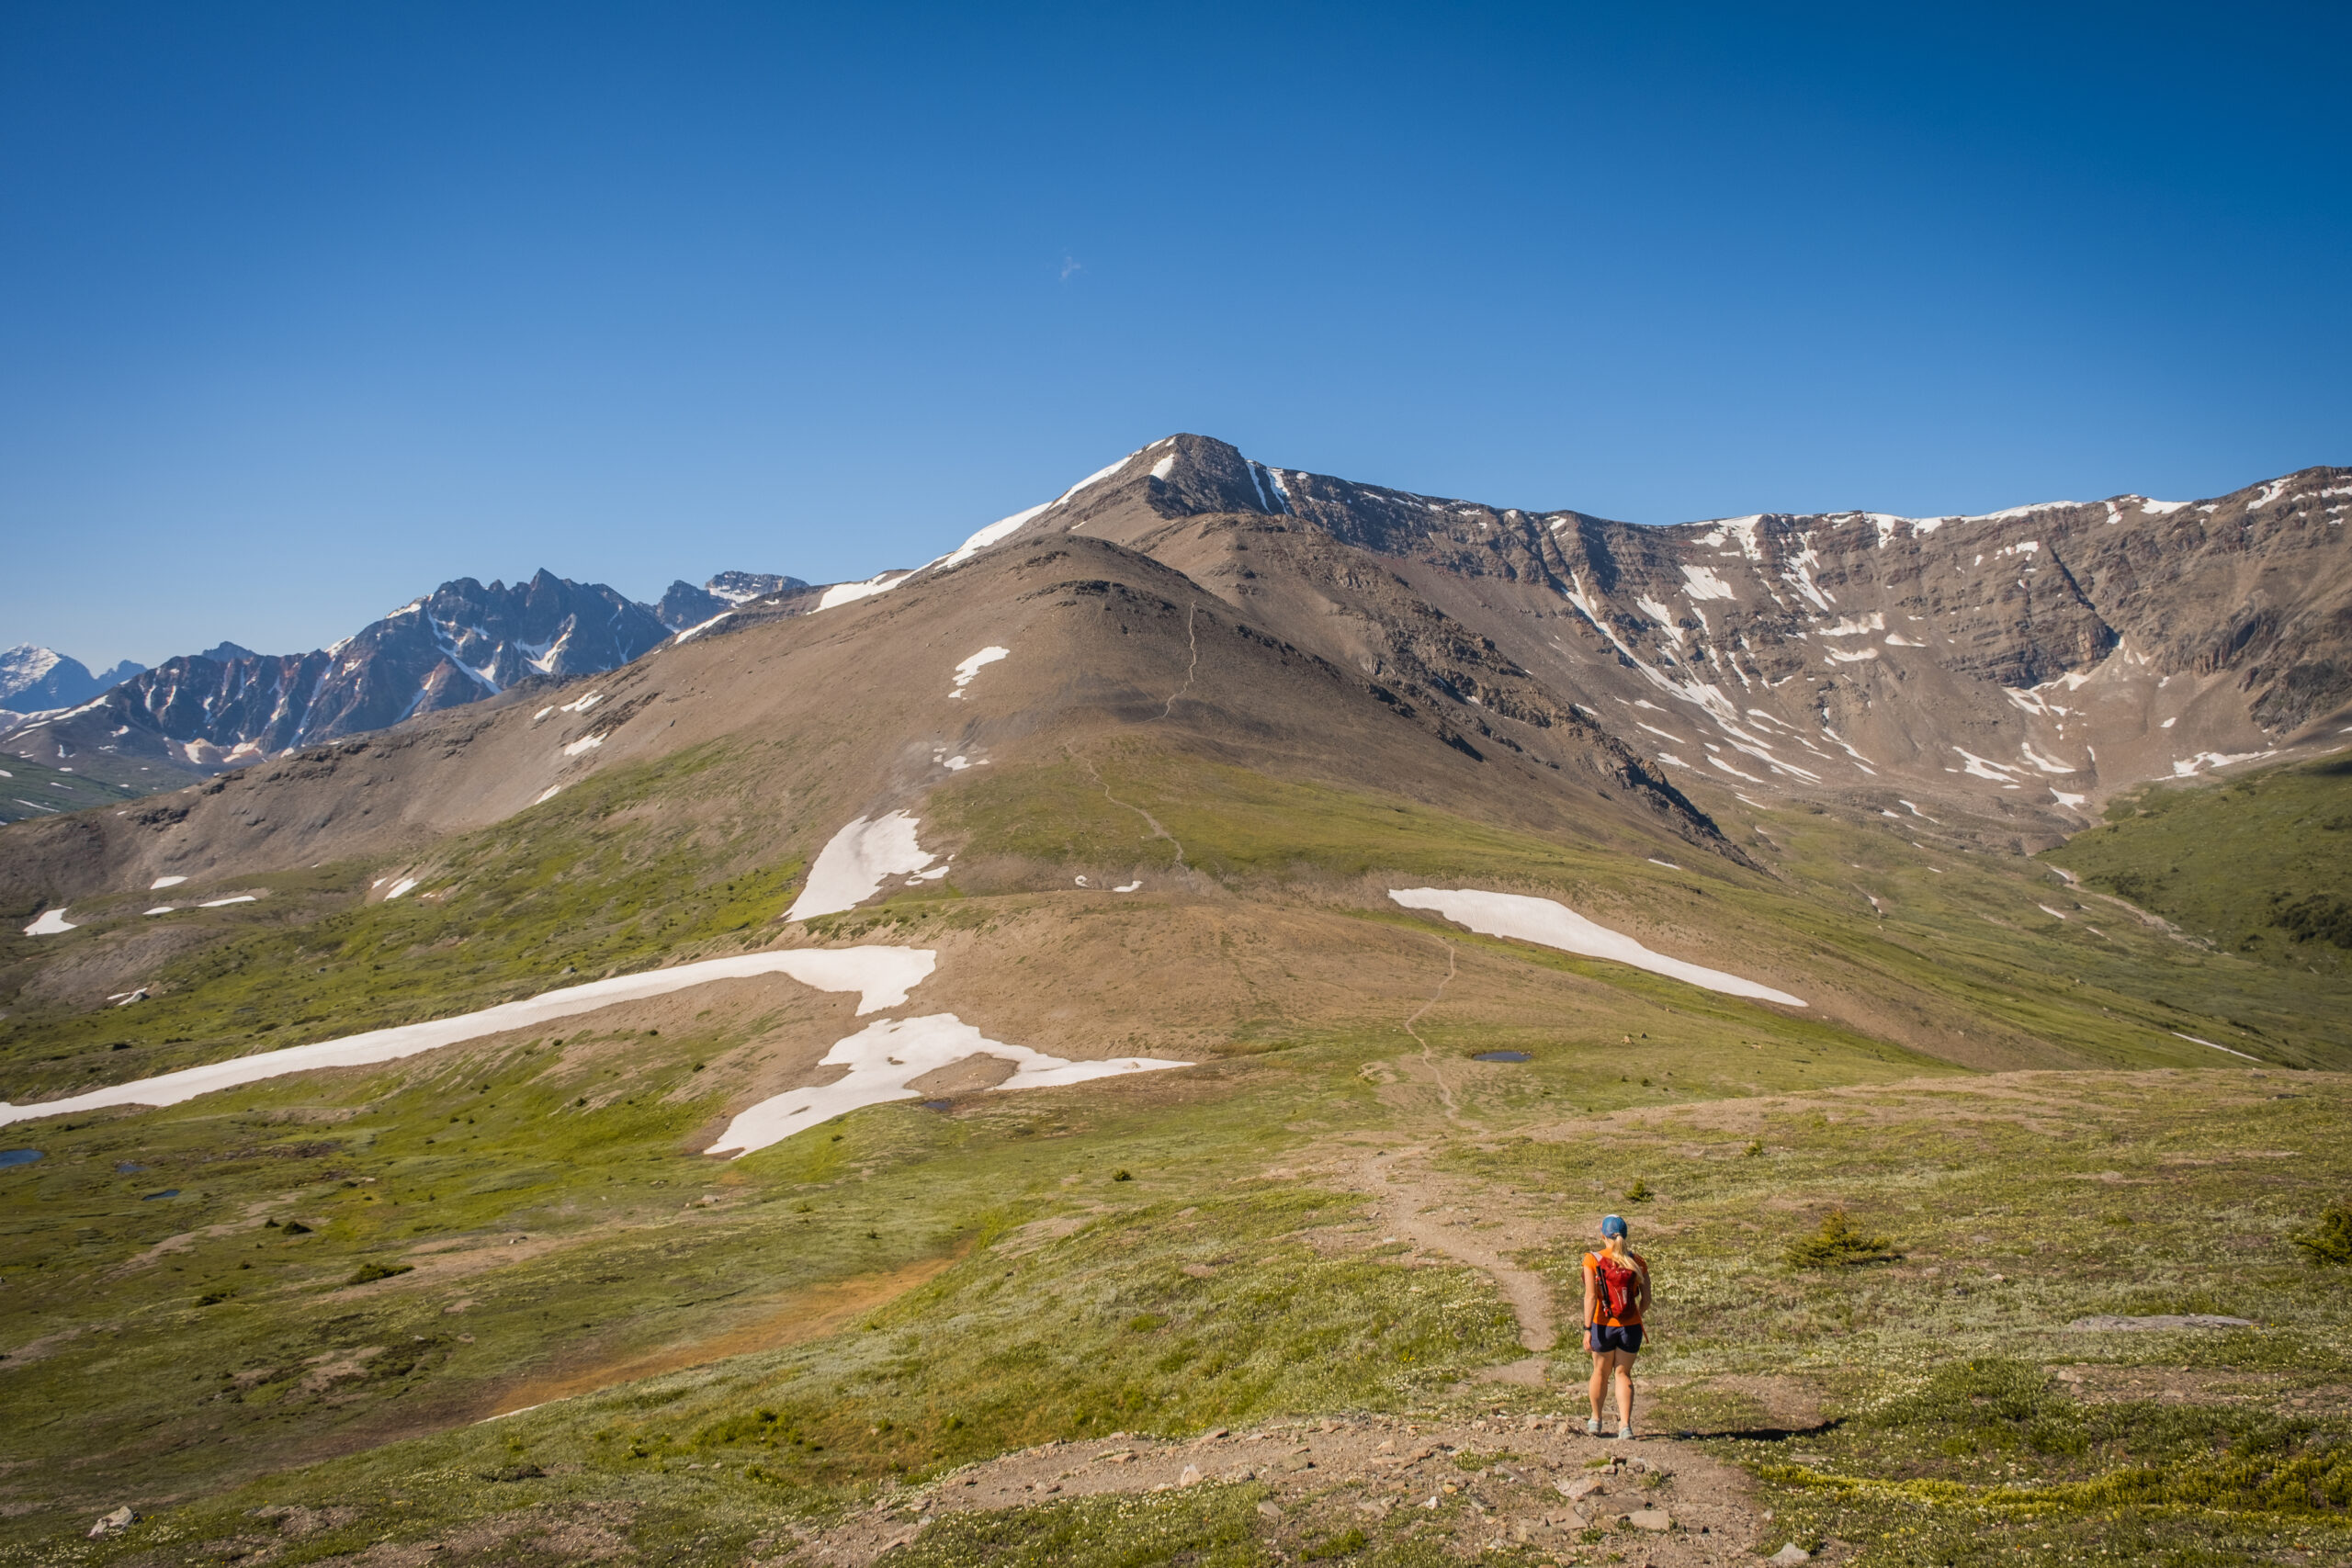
[1582,1213,1651,1438]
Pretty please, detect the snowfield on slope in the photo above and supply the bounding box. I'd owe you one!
[786,812,944,920]
[704,1014,1189,1156]
[947,645,1009,698]
[0,949,937,1128]
[1389,888,1805,1006]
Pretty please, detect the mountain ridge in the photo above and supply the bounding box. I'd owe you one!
[0,568,800,789]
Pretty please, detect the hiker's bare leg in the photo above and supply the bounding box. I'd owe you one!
[1612,1351,1637,1429]
[1588,1349,1609,1423]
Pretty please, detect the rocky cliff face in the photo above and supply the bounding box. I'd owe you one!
[981,434,2352,830]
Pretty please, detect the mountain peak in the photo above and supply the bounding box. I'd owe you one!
[0,644,147,714]
[654,570,808,630]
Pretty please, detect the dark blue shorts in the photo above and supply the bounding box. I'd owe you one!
[1588,1324,1644,1355]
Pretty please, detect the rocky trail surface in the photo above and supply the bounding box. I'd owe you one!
[788,1414,1773,1567]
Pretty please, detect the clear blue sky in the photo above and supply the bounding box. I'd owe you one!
[5,2,2346,668]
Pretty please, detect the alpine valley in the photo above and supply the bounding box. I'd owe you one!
[3,436,2348,1568]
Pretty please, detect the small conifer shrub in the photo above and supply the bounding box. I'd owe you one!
[1787,1208,1900,1269]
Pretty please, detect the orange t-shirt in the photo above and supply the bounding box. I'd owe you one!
[1584,1248,1647,1327]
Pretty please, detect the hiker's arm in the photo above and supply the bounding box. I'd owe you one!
[1579,1259,1596,1327]
[1636,1261,1653,1316]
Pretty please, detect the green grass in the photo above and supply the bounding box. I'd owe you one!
[6,737,2352,1563]
[886,1484,1272,1568]
[0,742,809,1100]
[0,753,148,828]
[1446,1070,2352,1564]
[949,745,2352,1068]
[2046,750,2352,975]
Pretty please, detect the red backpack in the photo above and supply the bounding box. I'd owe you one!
[1591,1252,1640,1319]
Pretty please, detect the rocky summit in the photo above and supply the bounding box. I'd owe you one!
[1,437,2347,1567]
[0,646,146,716]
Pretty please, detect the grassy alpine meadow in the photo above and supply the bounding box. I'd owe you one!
[2046,750,2352,977]
[0,742,823,1104]
[1446,1068,2352,1565]
[2,744,2349,1563]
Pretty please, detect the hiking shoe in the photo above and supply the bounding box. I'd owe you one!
[1585,1416,1601,1437]
[1616,1425,1634,1440]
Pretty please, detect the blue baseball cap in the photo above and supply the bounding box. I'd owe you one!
[1601,1214,1628,1237]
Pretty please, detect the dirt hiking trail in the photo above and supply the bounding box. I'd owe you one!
[786,1414,1772,1566]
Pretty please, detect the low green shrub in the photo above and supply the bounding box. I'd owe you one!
[2296,1201,2352,1266]
[1786,1209,1898,1269]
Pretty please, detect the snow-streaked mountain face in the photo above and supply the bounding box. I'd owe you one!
[6,434,2346,835]
[0,647,146,715]
[3,571,673,773]
[950,434,2352,831]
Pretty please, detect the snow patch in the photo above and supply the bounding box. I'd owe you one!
[1050,449,1146,511]
[814,571,916,612]
[947,646,1010,699]
[2174,750,2275,777]
[1635,597,1684,642]
[384,877,421,900]
[939,504,1049,570]
[702,1013,1190,1156]
[1819,612,1885,637]
[0,949,940,1130]
[22,909,74,937]
[1389,888,1804,1007]
[1692,517,1765,560]
[561,733,605,757]
[1953,748,2024,783]
[198,896,258,908]
[150,875,187,889]
[533,784,563,805]
[558,692,603,714]
[2172,1031,2261,1062]
[786,812,938,920]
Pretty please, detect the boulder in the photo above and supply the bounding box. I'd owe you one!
[1768,1545,1812,1565]
[1629,1509,1672,1531]
[87,1506,134,1538]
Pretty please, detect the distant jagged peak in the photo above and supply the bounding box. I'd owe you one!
[653,570,808,630]
[706,570,807,604]
[0,643,144,712]
[0,644,64,682]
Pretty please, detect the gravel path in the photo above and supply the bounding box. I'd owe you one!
[788,1413,1772,1566]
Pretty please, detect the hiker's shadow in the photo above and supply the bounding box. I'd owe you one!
[1666,1418,1846,1442]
